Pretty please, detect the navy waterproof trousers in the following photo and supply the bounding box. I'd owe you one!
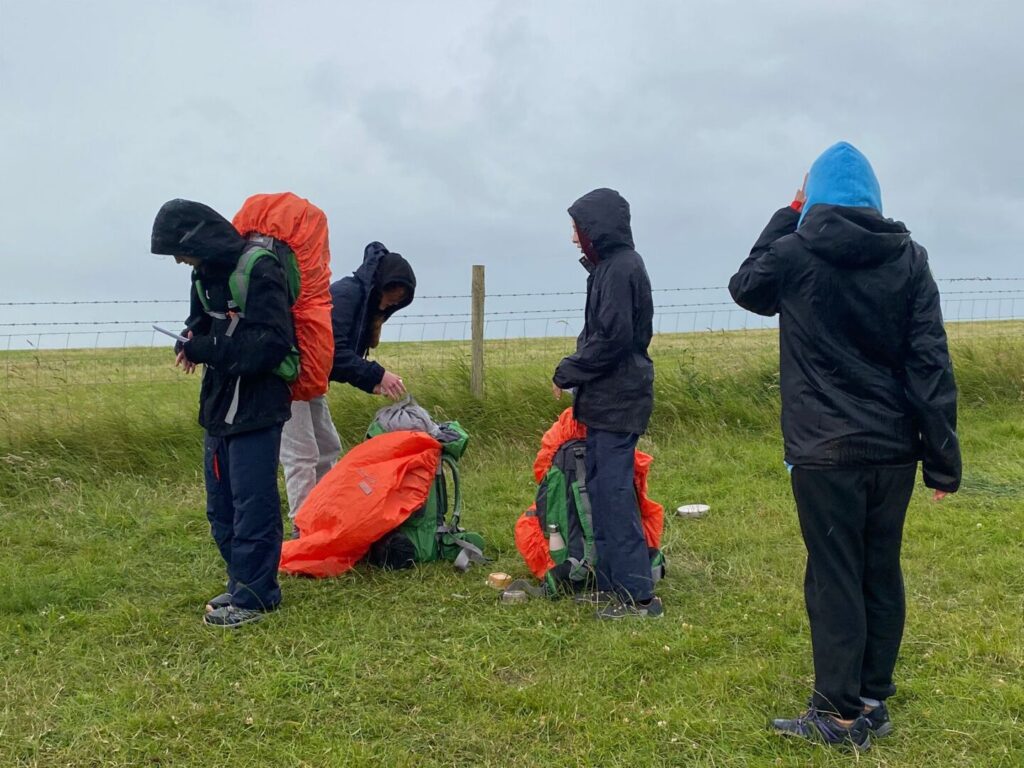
[585,428,654,603]
[204,425,283,611]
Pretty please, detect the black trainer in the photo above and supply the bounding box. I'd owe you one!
[771,707,871,751]
[863,701,892,738]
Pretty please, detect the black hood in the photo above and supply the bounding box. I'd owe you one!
[568,188,634,264]
[151,199,246,267]
[353,241,416,317]
[797,205,910,269]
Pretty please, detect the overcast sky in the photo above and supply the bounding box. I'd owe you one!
[1,0,1022,337]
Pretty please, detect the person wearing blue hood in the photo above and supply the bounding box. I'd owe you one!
[730,142,961,751]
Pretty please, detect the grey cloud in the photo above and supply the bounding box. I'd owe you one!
[1,0,1022,328]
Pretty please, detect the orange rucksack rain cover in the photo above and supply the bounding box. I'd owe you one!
[233,192,334,402]
[514,408,664,579]
[279,431,441,578]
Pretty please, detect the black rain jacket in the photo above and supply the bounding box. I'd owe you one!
[553,188,655,435]
[329,242,416,392]
[729,204,961,491]
[151,199,294,437]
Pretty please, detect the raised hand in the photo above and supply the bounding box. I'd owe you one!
[795,173,808,206]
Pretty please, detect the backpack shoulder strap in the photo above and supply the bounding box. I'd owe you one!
[435,454,462,533]
[571,444,598,568]
[433,454,488,572]
[448,535,488,573]
[228,243,277,315]
[194,276,212,314]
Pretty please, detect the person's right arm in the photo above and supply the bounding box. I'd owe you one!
[728,203,802,316]
[182,257,293,376]
[329,280,387,394]
[729,179,806,316]
[552,268,636,389]
[175,277,210,374]
[904,248,961,494]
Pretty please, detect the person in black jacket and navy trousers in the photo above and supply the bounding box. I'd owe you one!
[152,199,295,629]
[730,142,962,751]
[553,188,662,620]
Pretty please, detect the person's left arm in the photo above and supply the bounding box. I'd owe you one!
[183,258,293,375]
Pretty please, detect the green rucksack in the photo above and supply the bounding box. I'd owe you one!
[194,235,302,383]
[364,419,487,572]
[533,437,666,596]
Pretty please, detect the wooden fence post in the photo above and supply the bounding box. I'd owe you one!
[471,265,485,398]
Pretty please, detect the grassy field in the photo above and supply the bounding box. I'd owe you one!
[1,326,1022,767]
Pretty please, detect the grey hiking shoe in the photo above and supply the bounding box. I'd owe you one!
[596,596,664,620]
[771,707,871,751]
[205,592,231,614]
[203,606,266,628]
[863,701,892,738]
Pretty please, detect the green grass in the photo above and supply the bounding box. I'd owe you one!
[1,326,1023,766]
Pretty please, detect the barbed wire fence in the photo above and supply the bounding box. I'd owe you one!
[1,276,1022,396]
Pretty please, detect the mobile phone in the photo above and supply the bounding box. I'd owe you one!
[153,324,189,343]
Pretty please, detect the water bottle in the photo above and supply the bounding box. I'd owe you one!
[547,523,567,561]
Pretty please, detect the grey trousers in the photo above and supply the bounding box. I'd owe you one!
[279,395,343,524]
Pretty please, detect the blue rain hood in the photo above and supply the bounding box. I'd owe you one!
[798,142,882,227]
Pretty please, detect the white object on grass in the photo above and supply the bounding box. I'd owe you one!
[676,503,710,518]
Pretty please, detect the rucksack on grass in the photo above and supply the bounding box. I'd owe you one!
[279,430,443,578]
[514,408,665,596]
[365,400,486,572]
[277,400,487,578]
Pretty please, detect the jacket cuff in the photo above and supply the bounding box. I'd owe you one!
[359,362,386,393]
[184,336,216,364]
[923,469,960,494]
[552,364,572,389]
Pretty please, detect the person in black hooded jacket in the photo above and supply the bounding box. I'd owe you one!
[729,143,961,750]
[152,199,295,629]
[328,241,416,397]
[552,188,661,619]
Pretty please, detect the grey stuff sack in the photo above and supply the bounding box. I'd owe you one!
[370,395,444,438]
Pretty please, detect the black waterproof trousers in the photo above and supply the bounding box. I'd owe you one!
[791,464,917,719]
[586,428,654,603]
[204,425,284,611]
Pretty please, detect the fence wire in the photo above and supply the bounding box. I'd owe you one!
[1,279,1022,396]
